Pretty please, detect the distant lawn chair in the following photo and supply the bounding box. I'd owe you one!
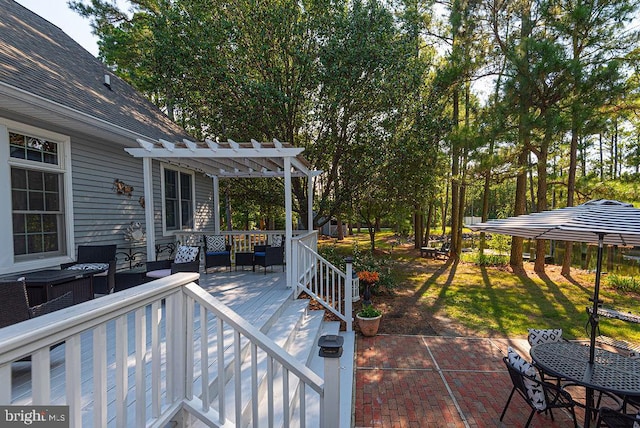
[61,244,117,296]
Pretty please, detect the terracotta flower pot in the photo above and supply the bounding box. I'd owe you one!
[356,313,382,336]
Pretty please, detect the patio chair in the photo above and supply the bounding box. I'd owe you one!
[597,407,640,428]
[0,279,73,328]
[527,328,567,384]
[253,235,284,274]
[501,348,578,428]
[146,245,200,283]
[61,244,117,295]
[203,234,231,273]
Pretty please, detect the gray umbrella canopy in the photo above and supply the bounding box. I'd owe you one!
[469,199,640,246]
[469,199,640,364]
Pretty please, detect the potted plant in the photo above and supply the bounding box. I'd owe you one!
[356,305,382,336]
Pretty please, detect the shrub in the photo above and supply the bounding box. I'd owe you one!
[607,274,640,293]
[461,251,509,267]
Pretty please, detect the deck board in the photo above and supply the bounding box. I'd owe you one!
[9,271,292,426]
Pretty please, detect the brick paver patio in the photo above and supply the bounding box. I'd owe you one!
[355,335,595,427]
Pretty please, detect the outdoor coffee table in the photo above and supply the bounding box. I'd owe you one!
[530,341,640,427]
[0,269,102,306]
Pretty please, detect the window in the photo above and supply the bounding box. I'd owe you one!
[163,166,194,231]
[9,131,66,260]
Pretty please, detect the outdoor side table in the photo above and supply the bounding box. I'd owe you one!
[115,267,149,292]
[235,252,254,271]
[530,341,640,428]
[0,269,101,306]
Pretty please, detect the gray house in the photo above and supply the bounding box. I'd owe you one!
[0,0,212,275]
[0,0,317,278]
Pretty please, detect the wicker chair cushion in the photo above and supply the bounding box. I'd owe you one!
[507,347,546,410]
[527,328,563,346]
[66,263,109,271]
[271,235,283,247]
[146,269,171,279]
[174,246,199,263]
[206,251,229,256]
[205,235,226,252]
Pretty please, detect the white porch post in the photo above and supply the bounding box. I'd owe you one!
[307,173,314,233]
[143,157,156,261]
[284,157,293,288]
[212,176,220,233]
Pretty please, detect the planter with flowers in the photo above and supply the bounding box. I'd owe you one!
[356,305,382,336]
[357,270,379,305]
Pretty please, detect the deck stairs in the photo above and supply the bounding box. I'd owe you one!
[193,286,354,428]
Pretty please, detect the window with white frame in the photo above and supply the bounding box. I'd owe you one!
[9,131,67,260]
[162,165,194,231]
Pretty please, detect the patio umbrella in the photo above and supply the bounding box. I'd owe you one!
[469,199,640,364]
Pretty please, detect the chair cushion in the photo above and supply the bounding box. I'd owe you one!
[254,251,266,257]
[527,328,563,346]
[146,269,171,279]
[66,263,109,271]
[271,235,283,247]
[174,246,199,263]
[206,251,230,256]
[507,347,546,410]
[205,235,226,252]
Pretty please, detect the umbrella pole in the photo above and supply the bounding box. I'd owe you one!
[589,233,605,364]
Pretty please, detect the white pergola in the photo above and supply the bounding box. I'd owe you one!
[125,137,321,280]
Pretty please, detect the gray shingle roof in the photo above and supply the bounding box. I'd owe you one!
[0,0,191,142]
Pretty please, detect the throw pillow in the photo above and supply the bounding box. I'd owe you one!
[174,246,199,263]
[66,263,109,271]
[527,328,563,346]
[205,235,226,252]
[507,347,546,411]
[271,234,283,247]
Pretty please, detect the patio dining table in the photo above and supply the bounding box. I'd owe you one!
[530,341,640,428]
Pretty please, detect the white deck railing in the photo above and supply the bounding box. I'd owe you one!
[0,273,331,427]
[292,232,354,331]
[174,230,306,253]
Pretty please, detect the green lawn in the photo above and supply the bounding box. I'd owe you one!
[319,230,640,343]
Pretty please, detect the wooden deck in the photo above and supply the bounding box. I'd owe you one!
[9,270,294,426]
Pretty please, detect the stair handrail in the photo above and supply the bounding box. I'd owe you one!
[292,234,354,331]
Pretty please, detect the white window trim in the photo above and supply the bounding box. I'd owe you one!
[0,118,75,275]
[160,163,196,237]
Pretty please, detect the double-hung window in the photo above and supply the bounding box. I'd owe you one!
[8,129,67,261]
[162,165,194,232]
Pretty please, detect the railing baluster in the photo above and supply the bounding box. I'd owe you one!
[217,317,225,422]
[135,307,146,427]
[93,324,107,428]
[200,305,210,412]
[283,368,290,428]
[234,331,242,426]
[251,344,258,428]
[185,297,194,401]
[268,355,274,428]
[151,301,161,418]
[0,364,11,404]
[32,347,50,405]
[299,382,306,428]
[115,314,128,426]
[65,335,81,427]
